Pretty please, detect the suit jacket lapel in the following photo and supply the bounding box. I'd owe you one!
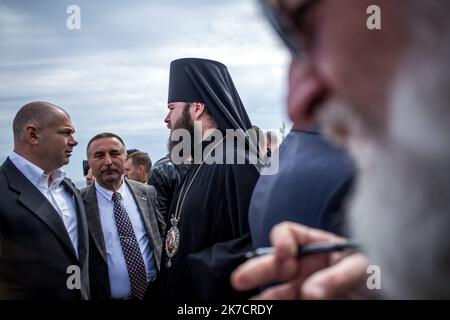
[4,159,78,260]
[126,179,162,270]
[83,184,108,265]
[62,179,87,261]
[62,178,91,300]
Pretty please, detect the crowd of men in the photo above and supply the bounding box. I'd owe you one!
[1,0,450,300]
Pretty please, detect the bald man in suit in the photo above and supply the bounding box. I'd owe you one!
[0,101,90,299]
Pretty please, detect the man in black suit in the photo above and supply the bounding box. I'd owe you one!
[0,101,90,299]
[82,133,164,300]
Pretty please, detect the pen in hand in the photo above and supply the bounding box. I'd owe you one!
[245,241,361,259]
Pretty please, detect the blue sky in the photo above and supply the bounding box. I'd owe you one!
[0,0,291,186]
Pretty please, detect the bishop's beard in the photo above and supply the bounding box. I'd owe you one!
[168,104,195,162]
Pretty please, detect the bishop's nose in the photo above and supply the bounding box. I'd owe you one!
[164,113,172,129]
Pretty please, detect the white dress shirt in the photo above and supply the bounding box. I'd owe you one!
[95,180,157,299]
[8,152,79,257]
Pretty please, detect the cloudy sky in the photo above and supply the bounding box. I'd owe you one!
[0,0,291,186]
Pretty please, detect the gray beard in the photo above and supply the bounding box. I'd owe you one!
[349,143,450,299]
[319,41,450,298]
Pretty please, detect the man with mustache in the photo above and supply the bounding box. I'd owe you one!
[0,101,89,299]
[232,0,450,299]
[82,132,164,300]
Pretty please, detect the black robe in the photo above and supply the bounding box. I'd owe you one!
[159,139,259,300]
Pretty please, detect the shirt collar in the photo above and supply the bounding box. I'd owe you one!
[95,178,126,202]
[9,152,66,189]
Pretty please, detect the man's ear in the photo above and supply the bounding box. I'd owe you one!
[138,164,145,174]
[191,102,207,120]
[25,125,40,145]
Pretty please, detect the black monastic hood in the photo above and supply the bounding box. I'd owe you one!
[167,58,253,132]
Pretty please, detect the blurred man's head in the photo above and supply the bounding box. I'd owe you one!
[262,0,450,297]
[265,130,279,154]
[13,101,78,173]
[85,168,94,186]
[249,125,267,157]
[86,133,127,191]
[126,148,139,156]
[124,151,152,184]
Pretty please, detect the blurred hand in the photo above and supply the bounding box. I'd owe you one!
[231,222,370,299]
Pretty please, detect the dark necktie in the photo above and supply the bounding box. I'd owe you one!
[112,192,148,300]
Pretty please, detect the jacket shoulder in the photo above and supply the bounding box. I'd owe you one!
[63,177,78,189]
[126,179,157,196]
[80,185,93,198]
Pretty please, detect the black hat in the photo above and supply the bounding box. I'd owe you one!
[167,58,252,132]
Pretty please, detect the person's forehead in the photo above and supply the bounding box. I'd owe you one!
[168,102,186,108]
[49,111,74,127]
[57,119,74,129]
[91,137,124,151]
[52,107,70,119]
